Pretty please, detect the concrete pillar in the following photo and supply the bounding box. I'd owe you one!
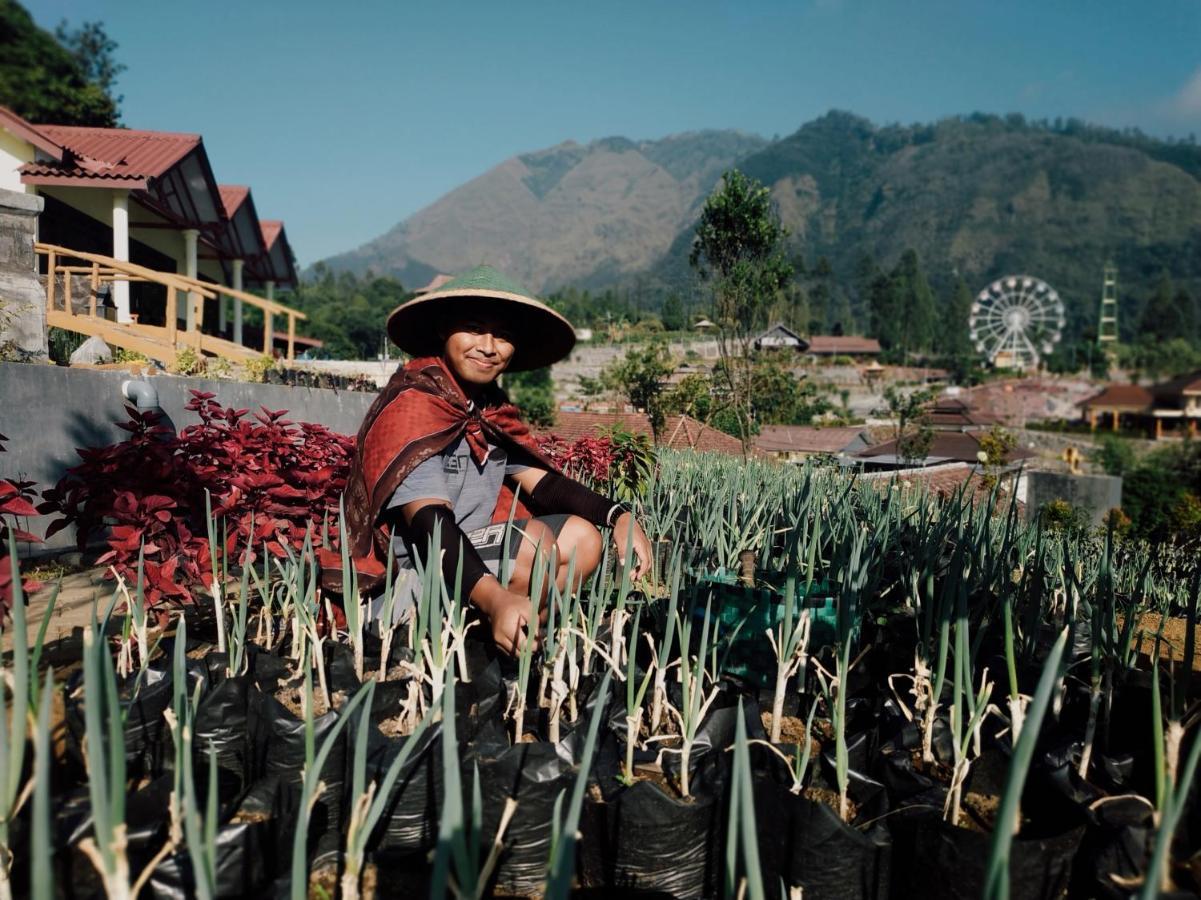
[0,188,48,357]
[112,191,131,322]
[183,228,199,330]
[232,259,244,345]
[264,279,275,354]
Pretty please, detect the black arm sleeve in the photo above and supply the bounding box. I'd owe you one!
[405,505,492,599]
[527,470,625,528]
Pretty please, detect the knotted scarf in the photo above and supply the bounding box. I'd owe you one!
[321,356,555,594]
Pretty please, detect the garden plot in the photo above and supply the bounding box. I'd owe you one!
[1,420,1200,898]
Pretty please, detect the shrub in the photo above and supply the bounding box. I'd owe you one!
[536,426,656,503]
[41,391,353,605]
[169,346,205,376]
[243,355,277,383]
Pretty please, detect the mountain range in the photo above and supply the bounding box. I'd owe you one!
[321,111,1201,334]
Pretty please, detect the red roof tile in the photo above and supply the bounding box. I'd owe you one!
[857,430,1036,464]
[1079,384,1154,411]
[861,462,1013,508]
[260,220,283,250]
[0,106,63,159]
[807,335,882,355]
[20,126,201,185]
[540,411,747,456]
[755,425,862,454]
[218,184,250,216]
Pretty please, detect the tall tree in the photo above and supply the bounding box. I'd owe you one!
[661,293,685,331]
[690,169,793,454]
[890,249,936,358]
[1139,273,1198,344]
[939,276,974,357]
[0,1,120,125]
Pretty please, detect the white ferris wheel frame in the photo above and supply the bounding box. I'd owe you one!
[968,275,1065,369]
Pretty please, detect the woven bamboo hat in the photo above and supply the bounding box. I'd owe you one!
[386,265,576,372]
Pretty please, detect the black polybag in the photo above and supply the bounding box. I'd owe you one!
[250,690,348,865]
[65,660,174,780]
[755,763,892,900]
[885,750,1082,900]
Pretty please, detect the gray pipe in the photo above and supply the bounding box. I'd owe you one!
[121,378,160,410]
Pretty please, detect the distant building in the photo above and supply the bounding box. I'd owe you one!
[754,425,867,463]
[754,322,808,352]
[1078,373,1201,439]
[922,395,1004,431]
[541,411,747,456]
[806,335,882,358]
[856,430,1036,471]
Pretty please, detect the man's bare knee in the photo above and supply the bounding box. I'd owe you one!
[557,516,603,578]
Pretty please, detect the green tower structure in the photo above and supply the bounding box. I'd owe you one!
[1097,262,1119,347]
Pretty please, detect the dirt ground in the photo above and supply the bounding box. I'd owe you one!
[1129,612,1201,672]
[4,566,115,662]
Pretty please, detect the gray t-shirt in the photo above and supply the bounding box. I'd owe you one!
[386,434,530,565]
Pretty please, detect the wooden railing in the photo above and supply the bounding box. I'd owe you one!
[35,243,306,364]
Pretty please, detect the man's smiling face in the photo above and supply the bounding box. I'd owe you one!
[440,304,517,389]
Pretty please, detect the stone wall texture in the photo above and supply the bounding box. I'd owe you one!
[0,188,46,357]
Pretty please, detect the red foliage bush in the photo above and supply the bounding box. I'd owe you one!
[0,431,43,615]
[41,391,354,606]
[535,433,615,487]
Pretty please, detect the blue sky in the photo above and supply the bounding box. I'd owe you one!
[25,0,1201,267]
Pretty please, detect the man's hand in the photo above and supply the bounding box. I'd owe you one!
[612,512,653,581]
[470,576,539,656]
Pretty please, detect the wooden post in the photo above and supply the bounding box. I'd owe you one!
[262,310,272,355]
[167,286,178,346]
[1111,411,1119,432]
[63,269,73,316]
[1088,410,1096,430]
[1155,418,1163,440]
[287,314,295,361]
[46,250,56,312]
[89,262,99,317]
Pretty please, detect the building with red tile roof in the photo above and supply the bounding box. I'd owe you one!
[541,411,747,456]
[0,104,302,357]
[856,430,1036,468]
[806,335,882,357]
[754,425,866,462]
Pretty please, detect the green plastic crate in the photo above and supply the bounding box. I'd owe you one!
[685,570,857,687]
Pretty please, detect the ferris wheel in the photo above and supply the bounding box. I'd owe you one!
[969,275,1065,369]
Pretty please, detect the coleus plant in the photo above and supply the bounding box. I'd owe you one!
[41,392,354,606]
[0,431,42,616]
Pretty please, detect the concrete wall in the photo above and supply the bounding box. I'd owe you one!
[0,362,377,555]
[1024,470,1123,526]
[0,188,46,356]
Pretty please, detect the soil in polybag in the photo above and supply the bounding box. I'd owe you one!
[884,750,1082,900]
[249,690,348,865]
[754,761,892,900]
[64,658,175,781]
[576,688,759,898]
[142,775,292,898]
[474,741,574,896]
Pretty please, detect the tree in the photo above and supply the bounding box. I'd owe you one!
[1138,274,1197,344]
[55,19,125,109]
[661,293,685,332]
[883,385,936,464]
[504,366,556,428]
[603,341,675,441]
[890,250,936,357]
[939,276,974,357]
[690,169,794,454]
[0,2,120,126]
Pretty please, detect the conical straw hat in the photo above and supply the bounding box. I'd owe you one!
[386,265,575,372]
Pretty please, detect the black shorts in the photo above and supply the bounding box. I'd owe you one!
[469,514,572,567]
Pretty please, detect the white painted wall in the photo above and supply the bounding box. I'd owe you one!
[0,131,34,194]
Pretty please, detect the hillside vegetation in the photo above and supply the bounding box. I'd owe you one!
[322,111,1201,346]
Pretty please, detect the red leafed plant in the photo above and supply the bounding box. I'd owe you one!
[535,434,616,487]
[0,431,43,617]
[536,426,655,504]
[41,391,354,606]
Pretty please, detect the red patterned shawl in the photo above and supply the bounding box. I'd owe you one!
[322,356,554,594]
